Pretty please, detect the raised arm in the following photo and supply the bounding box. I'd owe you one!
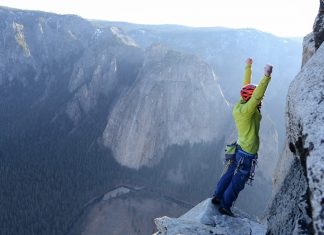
[242,65,273,113]
[243,58,253,85]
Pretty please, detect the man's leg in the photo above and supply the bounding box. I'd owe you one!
[221,155,253,210]
[213,160,237,200]
[221,168,250,209]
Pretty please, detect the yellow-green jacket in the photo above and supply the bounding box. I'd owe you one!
[232,64,271,154]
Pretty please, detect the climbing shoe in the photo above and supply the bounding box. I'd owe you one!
[218,207,234,217]
[211,196,221,205]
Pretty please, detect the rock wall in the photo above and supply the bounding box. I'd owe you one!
[302,33,315,67]
[267,42,324,234]
[313,0,324,50]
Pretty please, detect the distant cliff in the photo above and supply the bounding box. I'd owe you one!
[102,44,230,169]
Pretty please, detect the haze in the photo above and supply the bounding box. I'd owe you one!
[0,0,319,37]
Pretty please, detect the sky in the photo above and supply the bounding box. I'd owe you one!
[0,0,320,37]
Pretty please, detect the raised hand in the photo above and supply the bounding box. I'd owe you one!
[264,65,273,77]
[246,58,253,65]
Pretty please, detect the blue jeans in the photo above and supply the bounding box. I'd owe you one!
[213,149,256,209]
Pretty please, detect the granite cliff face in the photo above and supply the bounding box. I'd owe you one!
[0,7,92,85]
[265,7,324,233]
[102,44,230,169]
[65,27,143,125]
[266,38,324,234]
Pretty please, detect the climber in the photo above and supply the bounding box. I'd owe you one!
[211,58,273,217]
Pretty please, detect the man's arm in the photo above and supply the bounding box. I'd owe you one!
[243,58,253,85]
[242,65,273,113]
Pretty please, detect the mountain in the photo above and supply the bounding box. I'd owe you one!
[102,43,230,169]
[0,6,144,235]
[0,6,228,235]
[0,6,301,235]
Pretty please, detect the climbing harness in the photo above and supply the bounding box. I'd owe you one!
[221,142,258,185]
[233,149,258,186]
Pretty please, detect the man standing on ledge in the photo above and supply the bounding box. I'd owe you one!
[211,58,273,216]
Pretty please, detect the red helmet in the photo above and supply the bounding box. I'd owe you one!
[240,84,256,101]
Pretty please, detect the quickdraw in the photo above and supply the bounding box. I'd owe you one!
[247,158,258,185]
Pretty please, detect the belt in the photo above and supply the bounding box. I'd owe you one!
[236,145,257,157]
